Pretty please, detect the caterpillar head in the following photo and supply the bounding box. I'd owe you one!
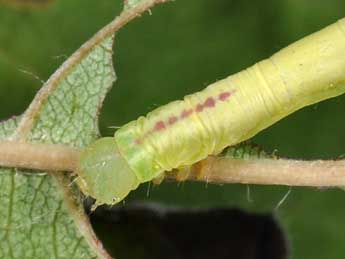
[77,137,139,206]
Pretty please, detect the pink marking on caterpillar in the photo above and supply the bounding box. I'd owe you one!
[204,97,216,108]
[181,109,193,118]
[135,90,235,144]
[196,97,215,112]
[196,104,204,112]
[168,116,178,125]
[218,91,232,101]
[154,121,166,131]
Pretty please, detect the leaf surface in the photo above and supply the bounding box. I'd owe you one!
[0,35,115,258]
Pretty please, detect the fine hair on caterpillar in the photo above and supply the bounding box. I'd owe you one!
[76,18,345,207]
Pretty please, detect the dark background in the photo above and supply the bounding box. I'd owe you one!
[1,0,345,258]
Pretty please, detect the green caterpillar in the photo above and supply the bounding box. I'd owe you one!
[78,18,345,206]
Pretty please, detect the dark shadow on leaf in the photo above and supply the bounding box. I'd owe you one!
[90,203,288,259]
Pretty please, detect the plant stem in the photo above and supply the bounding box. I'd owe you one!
[166,156,345,187]
[0,141,80,172]
[1,140,345,188]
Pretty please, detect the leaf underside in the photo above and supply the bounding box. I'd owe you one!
[0,36,115,259]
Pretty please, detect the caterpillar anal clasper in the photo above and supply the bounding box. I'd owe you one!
[78,18,345,206]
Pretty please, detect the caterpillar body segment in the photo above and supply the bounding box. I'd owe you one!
[78,18,345,205]
[78,137,139,205]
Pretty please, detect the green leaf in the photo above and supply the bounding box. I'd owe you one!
[0,36,115,258]
[221,142,276,160]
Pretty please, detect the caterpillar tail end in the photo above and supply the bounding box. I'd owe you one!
[77,137,139,207]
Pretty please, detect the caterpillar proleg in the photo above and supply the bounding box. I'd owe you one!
[78,18,345,206]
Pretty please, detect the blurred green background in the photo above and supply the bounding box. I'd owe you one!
[1,0,345,258]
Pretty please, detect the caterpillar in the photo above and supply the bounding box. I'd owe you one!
[77,18,345,206]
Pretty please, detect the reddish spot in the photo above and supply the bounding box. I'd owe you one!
[136,90,235,144]
[168,116,178,125]
[204,97,215,108]
[181,109,193,118]
[196,104,204,112]
[219,91,231,101]
[154,121,166,131]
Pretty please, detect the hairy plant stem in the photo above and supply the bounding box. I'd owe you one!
[1,141,345,188]
[0,141,81,172]
[166,156,345,187]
